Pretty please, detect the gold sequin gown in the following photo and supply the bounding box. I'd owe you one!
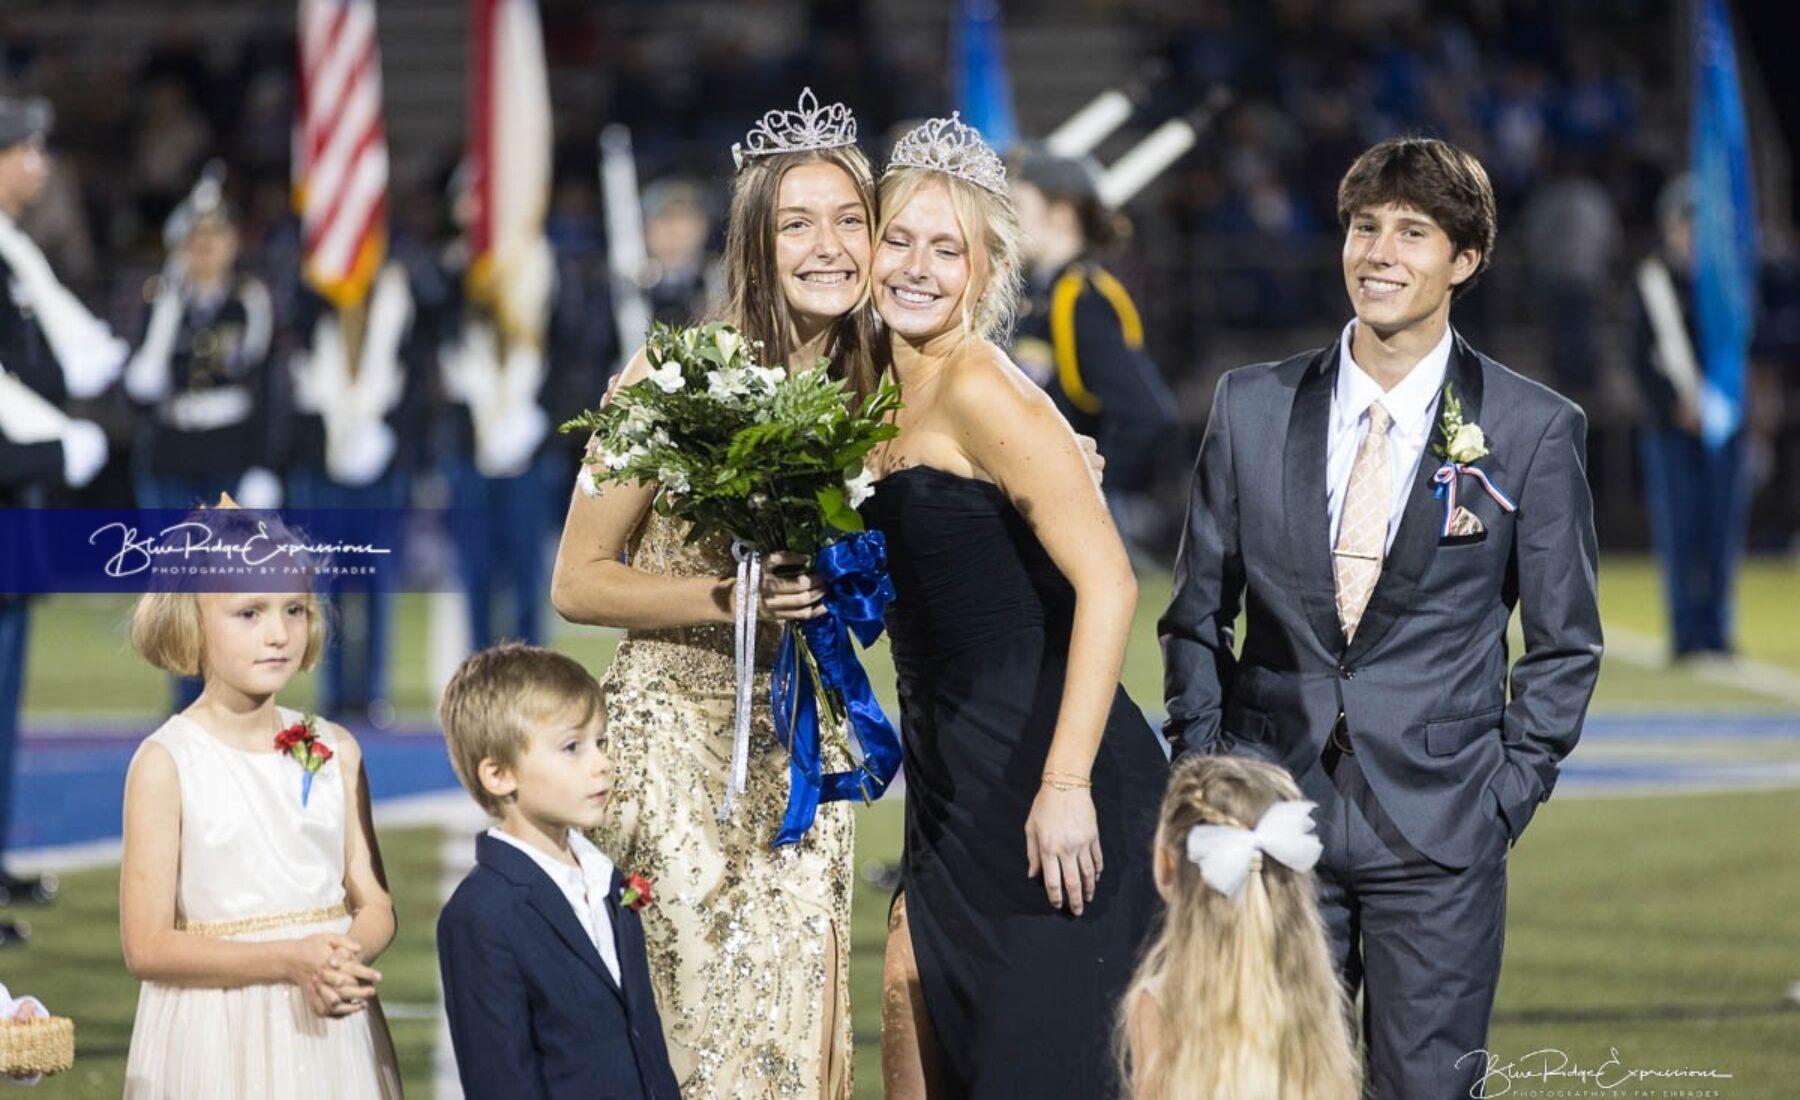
[594,511,854,1100]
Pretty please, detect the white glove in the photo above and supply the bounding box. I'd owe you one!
[235,467,284,509]
[325,420,397,487]
[59,419,108,488]
[475,404,548,479]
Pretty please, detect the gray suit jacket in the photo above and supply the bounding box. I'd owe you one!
[1160,333,1602,869]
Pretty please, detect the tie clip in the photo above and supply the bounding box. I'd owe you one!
[1331,549,1381,561]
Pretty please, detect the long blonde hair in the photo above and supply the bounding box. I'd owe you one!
[1119,755,1359,1100]
[875,166,1023,343]
[720,146,881,399]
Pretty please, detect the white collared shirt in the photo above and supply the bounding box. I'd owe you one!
[1326,320,1453,552]
[487,827,622,985]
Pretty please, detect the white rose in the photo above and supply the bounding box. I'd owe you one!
[647,360,685,394]
[1447,422,1488,463]
[750,366,786,391]
[844,466,876,509]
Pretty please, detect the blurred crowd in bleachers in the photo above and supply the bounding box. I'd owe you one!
[0,0,1794,555]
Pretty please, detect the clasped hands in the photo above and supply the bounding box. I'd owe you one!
[290,933,381,1018]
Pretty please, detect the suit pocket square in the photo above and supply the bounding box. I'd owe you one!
[1447,506,1485,537]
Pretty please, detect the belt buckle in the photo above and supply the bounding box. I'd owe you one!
[1328,712,1354,754]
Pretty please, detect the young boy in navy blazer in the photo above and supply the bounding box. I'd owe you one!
[437,644,679,1100]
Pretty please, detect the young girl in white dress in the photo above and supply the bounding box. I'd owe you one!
[119,520,403,1099]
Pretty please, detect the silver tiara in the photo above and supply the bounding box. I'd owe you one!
[732,88,858,170]
[885,113,1007,195]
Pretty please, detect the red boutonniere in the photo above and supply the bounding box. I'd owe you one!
[618,873,653,912]
[274,715,334,806]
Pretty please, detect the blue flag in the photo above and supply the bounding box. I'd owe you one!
[1691,0,1758,448]
[953,0,1017,153]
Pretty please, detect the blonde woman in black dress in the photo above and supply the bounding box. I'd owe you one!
[861,117,1168,1099]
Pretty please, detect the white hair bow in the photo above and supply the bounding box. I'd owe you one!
[1185,800,1323,900]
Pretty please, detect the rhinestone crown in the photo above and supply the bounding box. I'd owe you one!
[733,88,858,170]
[885,113,1007,195]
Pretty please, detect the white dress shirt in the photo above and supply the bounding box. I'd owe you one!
[1326,320,1453,552]
[488,827,622,985]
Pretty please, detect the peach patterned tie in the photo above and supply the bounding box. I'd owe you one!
[1333,401,1393,641]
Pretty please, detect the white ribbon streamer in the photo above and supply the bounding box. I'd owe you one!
[1185,800,1323,901]
[721,539,763,821]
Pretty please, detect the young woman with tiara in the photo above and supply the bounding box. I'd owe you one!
[860,115,1168,1098]
[1119,754,1359,1100]
[549,89,876,1099]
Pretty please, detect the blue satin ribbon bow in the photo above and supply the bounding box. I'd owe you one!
[770,531,903,847]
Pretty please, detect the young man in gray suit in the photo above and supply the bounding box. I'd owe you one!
[1160,137,1602,1097]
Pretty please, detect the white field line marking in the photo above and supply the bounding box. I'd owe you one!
[1605,625,1800,706]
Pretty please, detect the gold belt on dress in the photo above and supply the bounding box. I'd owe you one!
[177,903,348,937]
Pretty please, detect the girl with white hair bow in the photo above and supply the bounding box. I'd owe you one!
[1118,754,1360,1100]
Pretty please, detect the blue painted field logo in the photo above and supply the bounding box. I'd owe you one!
[1460,1046,1732,1098]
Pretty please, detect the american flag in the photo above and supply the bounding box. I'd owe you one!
[295,0,389,308]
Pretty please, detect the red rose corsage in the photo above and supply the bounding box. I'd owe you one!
[618,873,653,912]
[275,715,334,806]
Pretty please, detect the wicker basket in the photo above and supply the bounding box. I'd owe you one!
[0,1015,74,1078]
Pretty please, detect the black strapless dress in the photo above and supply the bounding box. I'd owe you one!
[861,466,1168,1099]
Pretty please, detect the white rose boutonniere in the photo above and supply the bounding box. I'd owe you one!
[1431,383,1486,463]
[1447,421,1487,464]
[1429,383,1516,538]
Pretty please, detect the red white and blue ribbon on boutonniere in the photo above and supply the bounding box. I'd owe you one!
[561,321,906,848]
[1430,383,1516,536]
[274,714,334,807]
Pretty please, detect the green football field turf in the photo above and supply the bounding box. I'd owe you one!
[20,556,1800,717]
[8,556,1799,1096]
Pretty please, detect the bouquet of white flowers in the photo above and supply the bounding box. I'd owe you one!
[561,321,904,845]
[563,320,900,552]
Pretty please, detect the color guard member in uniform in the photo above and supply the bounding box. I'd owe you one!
[0,96,123,940]
[285,245,434,727]
[1009,149,1176,555]
[122,167,278,709]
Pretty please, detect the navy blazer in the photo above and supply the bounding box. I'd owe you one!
[437,833,681,1100]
